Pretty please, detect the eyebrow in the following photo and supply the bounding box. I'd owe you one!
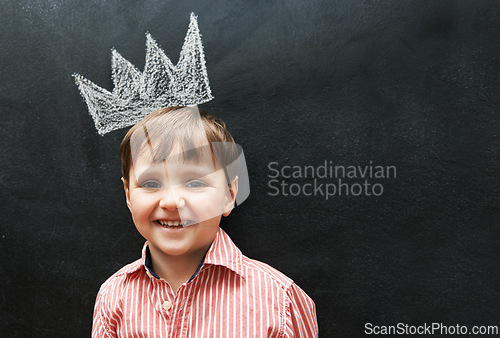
[181,165,217,177]
[135,165,167,183]
[135,161,217,183]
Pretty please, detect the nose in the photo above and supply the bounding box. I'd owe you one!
[158,185,185,210]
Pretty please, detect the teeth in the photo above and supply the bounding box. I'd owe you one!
[157,220,191,227]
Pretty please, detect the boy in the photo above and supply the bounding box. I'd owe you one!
[92,106,318,337]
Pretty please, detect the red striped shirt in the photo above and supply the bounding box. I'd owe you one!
[92,228,318,337]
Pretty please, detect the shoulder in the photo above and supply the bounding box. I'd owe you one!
[92,258,146,336]
[240,255,316,307]
[97,257,144,300]
[240,254,294,290]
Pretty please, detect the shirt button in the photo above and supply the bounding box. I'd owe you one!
[162,301,172,311]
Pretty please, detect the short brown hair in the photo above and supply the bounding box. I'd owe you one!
[119,106,238,185]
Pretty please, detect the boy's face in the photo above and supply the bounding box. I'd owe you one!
[123,148,237,260]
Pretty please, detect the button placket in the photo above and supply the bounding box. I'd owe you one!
[162,300,172,311]
[156,280,175,319]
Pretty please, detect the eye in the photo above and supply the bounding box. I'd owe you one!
[186,180,208,189]
[140,180,162,189]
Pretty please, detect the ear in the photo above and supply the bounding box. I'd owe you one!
[223,176,238,217]
[122,177,132,211]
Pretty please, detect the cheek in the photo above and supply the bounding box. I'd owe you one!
[129,193,158,219]
[186,192,225,215]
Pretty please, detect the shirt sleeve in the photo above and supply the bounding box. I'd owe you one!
[92,290,119,338]
[283,283,319,337]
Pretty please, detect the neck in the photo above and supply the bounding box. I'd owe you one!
[149,246,208,294]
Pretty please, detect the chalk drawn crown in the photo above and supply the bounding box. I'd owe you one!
[73,13,213,135]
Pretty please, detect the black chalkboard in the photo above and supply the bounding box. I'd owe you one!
[1,0,499,336]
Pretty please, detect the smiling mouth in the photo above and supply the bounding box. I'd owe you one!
[155,220,196,228]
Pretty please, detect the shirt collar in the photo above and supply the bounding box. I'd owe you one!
[136,227,244,279]
[144,246,161,279]
[204,228,244,277]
